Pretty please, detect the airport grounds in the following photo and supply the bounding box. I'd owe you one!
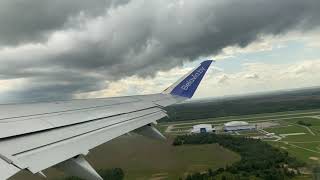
[159,108,320,179]
[11,88,320,180]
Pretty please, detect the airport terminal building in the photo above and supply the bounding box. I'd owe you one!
[223,121,256,132]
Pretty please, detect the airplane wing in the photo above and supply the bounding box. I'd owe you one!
[0,60,213,180]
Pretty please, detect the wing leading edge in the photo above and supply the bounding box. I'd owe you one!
[0,60,213,180]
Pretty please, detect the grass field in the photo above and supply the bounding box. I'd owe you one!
[264,121,320,165]
[284,117,320,125]
[269,141,320,165]
[264,125,310,135]
[237,130,264,136]
[266,118,320,164]
[11,135,240,180]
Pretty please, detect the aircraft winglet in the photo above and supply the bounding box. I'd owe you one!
[163,60,213,98]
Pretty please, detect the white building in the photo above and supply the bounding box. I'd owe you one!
[191,124,215,134]
[223,121,256,132]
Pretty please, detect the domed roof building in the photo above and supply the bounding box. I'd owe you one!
[224,121,256,132]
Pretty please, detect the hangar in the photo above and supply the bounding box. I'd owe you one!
[191,124,215,133]
[224,121,256,132]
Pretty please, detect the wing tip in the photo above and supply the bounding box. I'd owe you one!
[163,59,214,98]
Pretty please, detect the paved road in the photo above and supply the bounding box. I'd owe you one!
[285,121,316,136]
[285,143,320,154]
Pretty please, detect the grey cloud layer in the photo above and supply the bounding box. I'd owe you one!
[0,0,319,101]
[0,0,129,46]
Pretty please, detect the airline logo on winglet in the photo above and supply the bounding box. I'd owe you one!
[181,66,206,91]
[168,60,213,99]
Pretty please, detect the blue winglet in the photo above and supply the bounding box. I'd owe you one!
[166,60,213,98]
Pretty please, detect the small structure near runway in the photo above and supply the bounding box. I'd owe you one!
[224,121,256,132]
[191,124,215,134]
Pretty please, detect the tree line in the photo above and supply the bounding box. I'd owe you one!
[297,120,312,126]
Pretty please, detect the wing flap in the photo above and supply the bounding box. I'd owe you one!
[0,101,158,139]
[0,158,20,180]
[0,97,138,120]
[0,108,163,155]
[11,111,166,173]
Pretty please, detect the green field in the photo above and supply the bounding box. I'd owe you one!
[265,120,320,164]
[284,117,320,125]
[11,136,240,180]
[269,141,320,164]
[237,130,264,137]
[264,125,310,135]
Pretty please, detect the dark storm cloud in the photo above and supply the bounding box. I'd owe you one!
[6,76,105,102]
[0,0,130,46]
[0,68,106,102]
[0,0,320,101]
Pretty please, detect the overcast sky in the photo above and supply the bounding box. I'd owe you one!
[0,0,319,102]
